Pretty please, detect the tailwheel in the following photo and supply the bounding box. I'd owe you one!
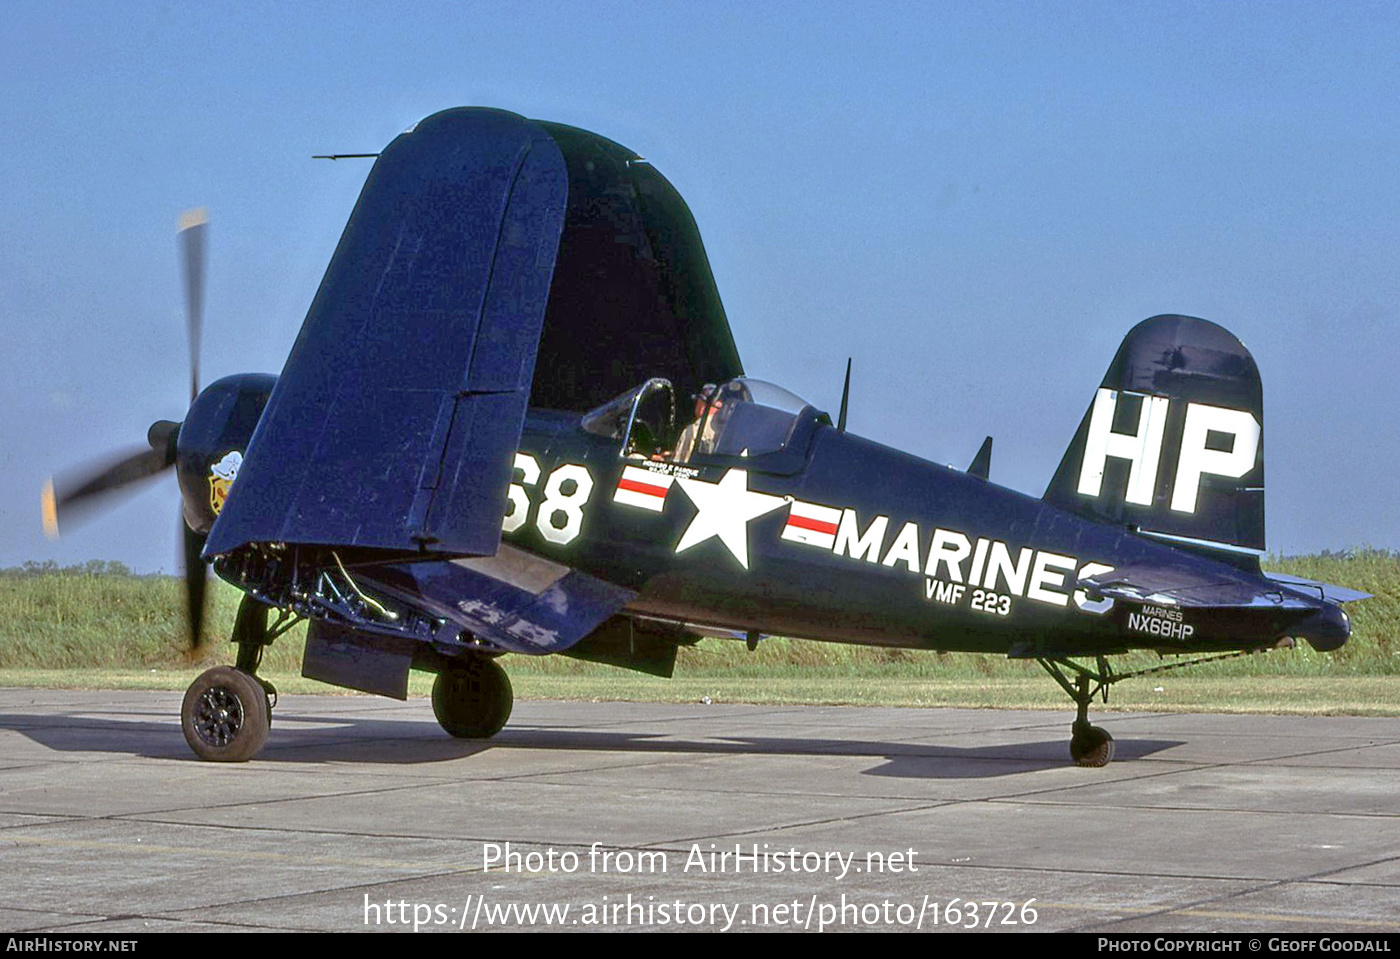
[1039,655,1118,768]
[1037,649,1259,767]
[432,657,513,739]
[182,665,271,762]
[1070,722,1115,768]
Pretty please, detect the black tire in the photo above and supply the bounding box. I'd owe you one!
[432,658,513,739]
[1070,725,1115,767]
[181,666,271,762]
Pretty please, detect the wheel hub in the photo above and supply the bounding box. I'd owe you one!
[191,686,245,747]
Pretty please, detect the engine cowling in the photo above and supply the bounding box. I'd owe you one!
[175,373,277,534]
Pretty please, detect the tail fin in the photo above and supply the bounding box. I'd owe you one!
[1043,315,1264,554]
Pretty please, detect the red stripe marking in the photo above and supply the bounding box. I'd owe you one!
[618,477,669,498]
[786,514,838,535]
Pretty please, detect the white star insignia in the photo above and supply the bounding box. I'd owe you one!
[673,468,787,569]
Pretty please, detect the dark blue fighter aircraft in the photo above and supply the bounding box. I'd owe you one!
[45,107,1368,766]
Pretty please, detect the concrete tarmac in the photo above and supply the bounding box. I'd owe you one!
[1,688,1397,934]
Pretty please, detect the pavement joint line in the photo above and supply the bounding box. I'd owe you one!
[462,756,746,784]
[0,832,490,874]
[10,748,1397,818]
[1283,852,1400,886]
[1240,742,1400,765]
[43,914,327,934]
[113,797,946,845]
[904,858,1395,888]
[898,757,1239,804]
[1062,898,1399,930]
[0,813,93,831]
[1,910,107,932]
[635,802,960,849]
[1300,876,1400,891]
[982,752,1400,812]
[1084,847,1400,930]
[990,796,1400,820]
[1078,862,1400,933]
[55,752,1336,835]
[55,814,535,847]
[468,738,946,758]
[478,765,1149,801]
[1046,897,1400,932]
[97,775,515,818]
[141,867,484,917]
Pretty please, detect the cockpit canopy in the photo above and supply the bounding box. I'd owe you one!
[582,376,829,473]
[697,378,815,458]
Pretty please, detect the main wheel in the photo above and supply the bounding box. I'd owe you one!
[432,658,513,739]
[1070,724,1115,767]
[182,666,271,762]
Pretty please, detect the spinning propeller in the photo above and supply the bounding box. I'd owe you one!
[42,208,213,650]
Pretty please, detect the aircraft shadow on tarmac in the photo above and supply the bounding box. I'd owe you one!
[0,710,1182,778]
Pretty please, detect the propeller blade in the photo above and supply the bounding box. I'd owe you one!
[179,207,207,403]
[179,207,210,647]
[43,445,177,537]
[183,521,209,650]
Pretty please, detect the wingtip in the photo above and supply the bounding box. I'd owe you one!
[178,206,208,232]
[41,479,59,539]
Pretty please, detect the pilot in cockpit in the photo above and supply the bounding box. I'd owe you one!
[672,383,719,462]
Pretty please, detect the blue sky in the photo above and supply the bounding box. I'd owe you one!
[2,1,1396,573]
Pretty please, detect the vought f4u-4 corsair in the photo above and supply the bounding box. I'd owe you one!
[44,107,1368,766]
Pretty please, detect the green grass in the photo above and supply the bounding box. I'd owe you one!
[0,550,1396,714]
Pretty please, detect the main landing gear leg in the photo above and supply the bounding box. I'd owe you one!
[181,596,284,762]
[1038,656,1116,768]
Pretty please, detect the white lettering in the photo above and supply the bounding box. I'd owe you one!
[834,510,888,562]
[1077,389,1171,505]
[925,528,972,582]
[1170,402,1260,513]
[1073,562,1116,614]
[1128,611,1196,642]
[881,522,922,573]
[1027,552,1076,606]
[503,452,541,533]
[968,538,990,588]
[982,542,1033,596]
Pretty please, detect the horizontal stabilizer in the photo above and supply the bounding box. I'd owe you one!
[1079,564,1351,651]
[1264,572,1372,604]
[1080,564,1315,609]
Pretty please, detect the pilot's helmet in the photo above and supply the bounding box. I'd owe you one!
[694,383,718,417]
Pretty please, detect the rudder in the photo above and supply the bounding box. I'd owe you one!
[1044,315,1264,553]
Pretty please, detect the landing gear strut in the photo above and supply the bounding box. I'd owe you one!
[432,657,513,739]
[181,596,293,762]
[1038,648,1259,767]
[1039,656,1116,767]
